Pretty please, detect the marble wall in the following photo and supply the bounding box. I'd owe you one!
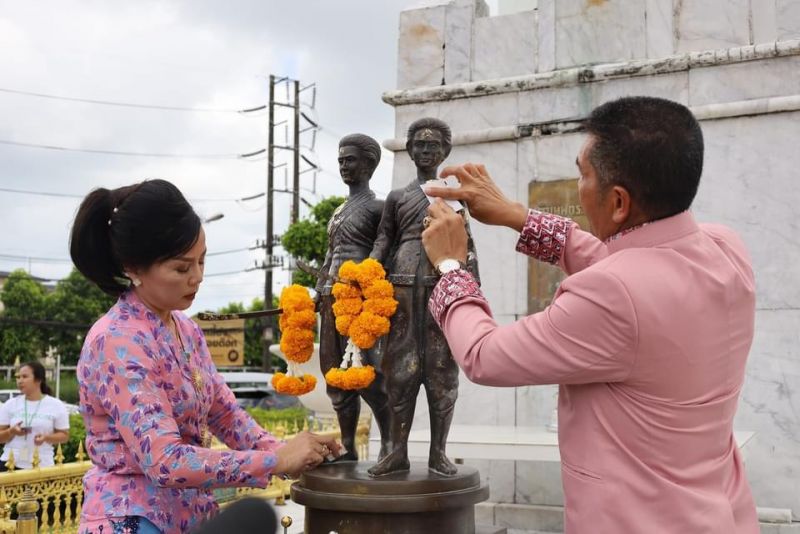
[388,0,800,519]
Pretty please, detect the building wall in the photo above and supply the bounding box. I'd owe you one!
[384,0,800,518]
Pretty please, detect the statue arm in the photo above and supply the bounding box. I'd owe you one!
[370,191,399,266]
[464,218,481,286]
[316,240,334,296]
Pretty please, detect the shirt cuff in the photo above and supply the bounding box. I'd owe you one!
[429,269,485,329]
[515,209,575,265]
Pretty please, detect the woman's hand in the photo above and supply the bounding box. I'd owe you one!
[34,433,47,446]
[274,431,343,478]
[424,163,528,231]
[9,423,27,437]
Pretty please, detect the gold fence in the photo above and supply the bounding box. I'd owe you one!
[0,419,370,534]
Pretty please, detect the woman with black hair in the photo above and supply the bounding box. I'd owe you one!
[70,179,339,534]
[0,360,70,469]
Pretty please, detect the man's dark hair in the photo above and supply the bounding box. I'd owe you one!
[70,179,202,297]
[405,117,452,159]
[339,133,382,175]
[583,96,704,220]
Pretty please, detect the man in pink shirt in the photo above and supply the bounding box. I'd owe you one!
[421,96,759,533]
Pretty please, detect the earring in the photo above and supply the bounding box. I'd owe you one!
[132,278,142,287]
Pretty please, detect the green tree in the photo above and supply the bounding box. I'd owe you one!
[0,270,49,364]
[281,196,345,287]
[46,269,115,364]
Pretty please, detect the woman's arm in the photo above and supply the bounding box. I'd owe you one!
[82,331,278,490]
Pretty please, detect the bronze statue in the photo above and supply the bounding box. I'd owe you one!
[316,134,391,461]
[368,118,480,477]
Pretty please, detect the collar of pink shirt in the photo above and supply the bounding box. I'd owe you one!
[604,210,698,254]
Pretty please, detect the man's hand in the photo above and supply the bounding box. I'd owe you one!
[424,163,527,231]
[422,199,468,269]
[274,431,343,479]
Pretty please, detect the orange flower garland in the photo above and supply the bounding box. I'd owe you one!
[326,259,397,390]
[271,372,317,395]
[276,284,317,396]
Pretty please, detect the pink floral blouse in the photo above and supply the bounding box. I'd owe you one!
[77,291,282,534]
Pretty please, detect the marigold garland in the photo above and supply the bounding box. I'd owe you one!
[271,372,317,395]
[325,366,376,391]
[277,284,317,396]
[327,258,398,390]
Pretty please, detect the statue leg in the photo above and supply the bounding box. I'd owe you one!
[359,369,392,461]
[424,330,460,476]
[318,295,359,460]
[329,386,360,462]
[367,349,420,476]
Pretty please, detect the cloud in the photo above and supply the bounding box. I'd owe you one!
[0,0,421,313]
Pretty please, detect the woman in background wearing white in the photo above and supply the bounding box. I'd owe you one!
[0,360,69,469]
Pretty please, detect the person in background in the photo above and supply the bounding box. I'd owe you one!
[0,360,69,469]
[421,96,759,533]
[70,179,340,534]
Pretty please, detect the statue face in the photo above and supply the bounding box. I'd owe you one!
[410,128,446,170]
[338,146,370,185]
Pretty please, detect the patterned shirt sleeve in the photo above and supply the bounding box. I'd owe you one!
[207,368,283,453]
[93,332,277,489]
[515,209,576,264]
[429,269,486,329]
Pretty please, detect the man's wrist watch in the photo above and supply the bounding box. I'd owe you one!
[435,258,464,276]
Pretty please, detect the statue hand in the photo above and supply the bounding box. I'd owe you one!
[428,163,527,231]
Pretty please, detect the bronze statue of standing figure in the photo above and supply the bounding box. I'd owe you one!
[316,134,392,462]
[368,118,480,477]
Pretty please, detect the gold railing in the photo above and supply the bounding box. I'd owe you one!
[0,419,371,534]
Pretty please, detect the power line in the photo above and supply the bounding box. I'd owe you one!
[0,138,262,160]
[206,247,252,257]
[0,186,267,203]
[0,253,71,264]
[0,86,263,114]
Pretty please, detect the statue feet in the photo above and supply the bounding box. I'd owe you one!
[368,448,409,477]
[332,449,358,462]
[428,451,458,476]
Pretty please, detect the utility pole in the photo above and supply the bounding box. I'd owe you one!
[263,74,276,371]
[292,80,301,224]
[261,74,318,370]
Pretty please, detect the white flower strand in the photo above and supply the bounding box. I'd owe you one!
[341,338,364,369]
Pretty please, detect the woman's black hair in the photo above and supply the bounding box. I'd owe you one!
[69,179,202,297]
[21,361,52,396]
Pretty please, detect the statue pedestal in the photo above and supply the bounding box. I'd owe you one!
[291,462,491,534]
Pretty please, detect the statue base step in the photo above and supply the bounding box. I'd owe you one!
[291,461,490,534]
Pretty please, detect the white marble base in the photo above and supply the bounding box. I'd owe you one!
[473,11,538,80]
[675,0,751,53]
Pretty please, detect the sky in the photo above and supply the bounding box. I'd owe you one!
[0,1,501,314]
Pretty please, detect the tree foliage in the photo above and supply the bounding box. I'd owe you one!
[0,270,49,364]
[0,268,114,365]
[47,269,115,364]
[281,196,345,287]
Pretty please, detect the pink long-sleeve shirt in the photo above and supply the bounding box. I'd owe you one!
[77,291,283,534]
[429,210,759,534]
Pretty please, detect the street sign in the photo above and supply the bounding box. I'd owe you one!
[195,318,245,367]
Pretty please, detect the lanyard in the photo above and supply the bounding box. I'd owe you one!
[23,396,44,428]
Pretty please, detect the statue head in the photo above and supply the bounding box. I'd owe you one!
[338,134,382,186]
[406,117,452,171]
